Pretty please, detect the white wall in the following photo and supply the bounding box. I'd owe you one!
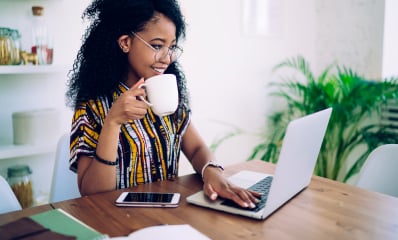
[382,0,398,78]
[314,0,385,79]
[178,0,386,175]
[178,0,318,174]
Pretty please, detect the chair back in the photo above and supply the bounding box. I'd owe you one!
[0,175,22,214]
[356,144,398,197]
[49,133,80,202]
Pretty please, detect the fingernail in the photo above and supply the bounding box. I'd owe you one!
[249,203,256,208]
[210,193,217,200]
[243,202,249,208]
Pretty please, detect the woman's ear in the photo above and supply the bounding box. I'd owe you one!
[118,35,131,53]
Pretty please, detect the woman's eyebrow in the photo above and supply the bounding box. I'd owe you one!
[149,37,177,44]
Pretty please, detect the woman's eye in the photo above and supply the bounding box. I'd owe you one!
[170,45,178,51]
[151,44,163,51]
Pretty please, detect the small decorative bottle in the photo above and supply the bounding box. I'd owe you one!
[31,6,53,65]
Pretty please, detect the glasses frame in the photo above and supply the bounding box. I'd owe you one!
[131,32,183,62]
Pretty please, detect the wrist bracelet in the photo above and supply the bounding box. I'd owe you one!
[201,161,224,180]
[94,153,119,166]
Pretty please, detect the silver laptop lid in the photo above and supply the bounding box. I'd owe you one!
[261,108,332,218]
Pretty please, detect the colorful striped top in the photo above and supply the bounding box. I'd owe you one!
[69,82,191,189]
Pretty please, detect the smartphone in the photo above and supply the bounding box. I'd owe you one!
[115,192,181,207]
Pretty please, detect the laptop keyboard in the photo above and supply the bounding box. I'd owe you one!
[221,176,273,212]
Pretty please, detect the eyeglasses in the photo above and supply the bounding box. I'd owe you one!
[131,32,183,62]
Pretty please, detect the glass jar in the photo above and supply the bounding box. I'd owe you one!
[7,165,34,209]
[10,29,22,65]
[0,27,13,65]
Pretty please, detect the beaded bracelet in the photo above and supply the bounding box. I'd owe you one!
[94,153,119,166]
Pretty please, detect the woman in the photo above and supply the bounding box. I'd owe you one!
[66,0,259,209]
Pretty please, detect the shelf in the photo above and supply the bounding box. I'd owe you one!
[0,144,56,160]
[0,65,69,75]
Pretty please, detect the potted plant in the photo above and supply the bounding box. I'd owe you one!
[249,56,398,182]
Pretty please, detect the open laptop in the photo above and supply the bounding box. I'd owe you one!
[186,108,332,220]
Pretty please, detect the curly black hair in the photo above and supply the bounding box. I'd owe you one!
[66,0,188,110]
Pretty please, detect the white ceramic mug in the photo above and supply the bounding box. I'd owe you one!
[138,74,179,116]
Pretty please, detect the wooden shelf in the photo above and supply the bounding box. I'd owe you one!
[0,144,56,160]
[0,65,69,75]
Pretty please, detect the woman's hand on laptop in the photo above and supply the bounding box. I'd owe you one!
[202,168,262,208]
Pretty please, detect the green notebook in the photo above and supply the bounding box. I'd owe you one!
[30,208,108,240]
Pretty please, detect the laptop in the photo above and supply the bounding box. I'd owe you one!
[186,108,332,220]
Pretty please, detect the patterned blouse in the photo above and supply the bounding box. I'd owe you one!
[69,82,191,189]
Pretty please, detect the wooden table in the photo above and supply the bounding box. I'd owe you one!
[1,160,398,240]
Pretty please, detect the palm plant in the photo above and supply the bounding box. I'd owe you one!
[249,56,398,182]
